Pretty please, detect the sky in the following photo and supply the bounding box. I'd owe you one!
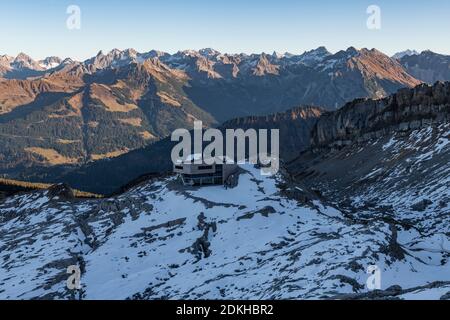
[0,0,449,60]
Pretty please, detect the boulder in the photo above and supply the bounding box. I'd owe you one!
[48,183,75,199]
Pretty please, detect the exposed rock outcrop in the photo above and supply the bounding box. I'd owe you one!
[48,183,75,200]
[311,82,450,149]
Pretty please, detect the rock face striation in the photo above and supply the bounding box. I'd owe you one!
[311,82,450,149]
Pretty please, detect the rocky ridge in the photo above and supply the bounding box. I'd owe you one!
[311,81,450,149]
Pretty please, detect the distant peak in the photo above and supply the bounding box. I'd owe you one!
[345,46,358,54]
[198,48,220,57]
[0,54,14,61]
[110,48,122,53]
[271,51,290,59]
[420,49,438,55]
[360,48,385,56]
[62,57,75,64]
[124,48,138,56]
[392,49,419,60]
[297,46,332,66]
[42,56,62,62]
[179,49,200,57]
[313,46,330,54]
[15,52,33,61]
[38,56,63,69]
[143,50,168,59]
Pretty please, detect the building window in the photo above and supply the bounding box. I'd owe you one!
[175,165,183,170]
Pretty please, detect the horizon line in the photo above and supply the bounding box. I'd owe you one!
[2,46,449,62]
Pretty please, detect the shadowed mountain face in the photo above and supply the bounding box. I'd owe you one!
[221,106,325,160]
[0,46,427,182]
[27,106,324,195]
[287,81,450,199]
[399,50,450,84]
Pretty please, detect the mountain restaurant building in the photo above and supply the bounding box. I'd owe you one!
[173,154,238,186]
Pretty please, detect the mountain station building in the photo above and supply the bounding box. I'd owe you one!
[173,154,238,186]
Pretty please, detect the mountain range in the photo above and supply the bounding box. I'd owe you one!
[0,47,449,190]
[0,43,449,299]
[1,81,449,299]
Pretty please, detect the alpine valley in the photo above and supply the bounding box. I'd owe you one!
[1,47,449,187]
[0,47,449,300]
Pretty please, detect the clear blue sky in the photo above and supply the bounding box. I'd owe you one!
[1,0,449,60]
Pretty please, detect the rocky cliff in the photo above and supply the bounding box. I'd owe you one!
[311,82,450,149]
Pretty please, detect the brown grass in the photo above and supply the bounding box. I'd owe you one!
[67,92,83,115]
[57,139,80,145]
[90,84,138,112]
[24,147,80,165]
[157,91,181,107]
[90,148,129,161]
[119,118,142,127]
[139,130,156,140]
[0,178,102,198]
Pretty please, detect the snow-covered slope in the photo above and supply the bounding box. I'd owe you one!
[1,162,449,300]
